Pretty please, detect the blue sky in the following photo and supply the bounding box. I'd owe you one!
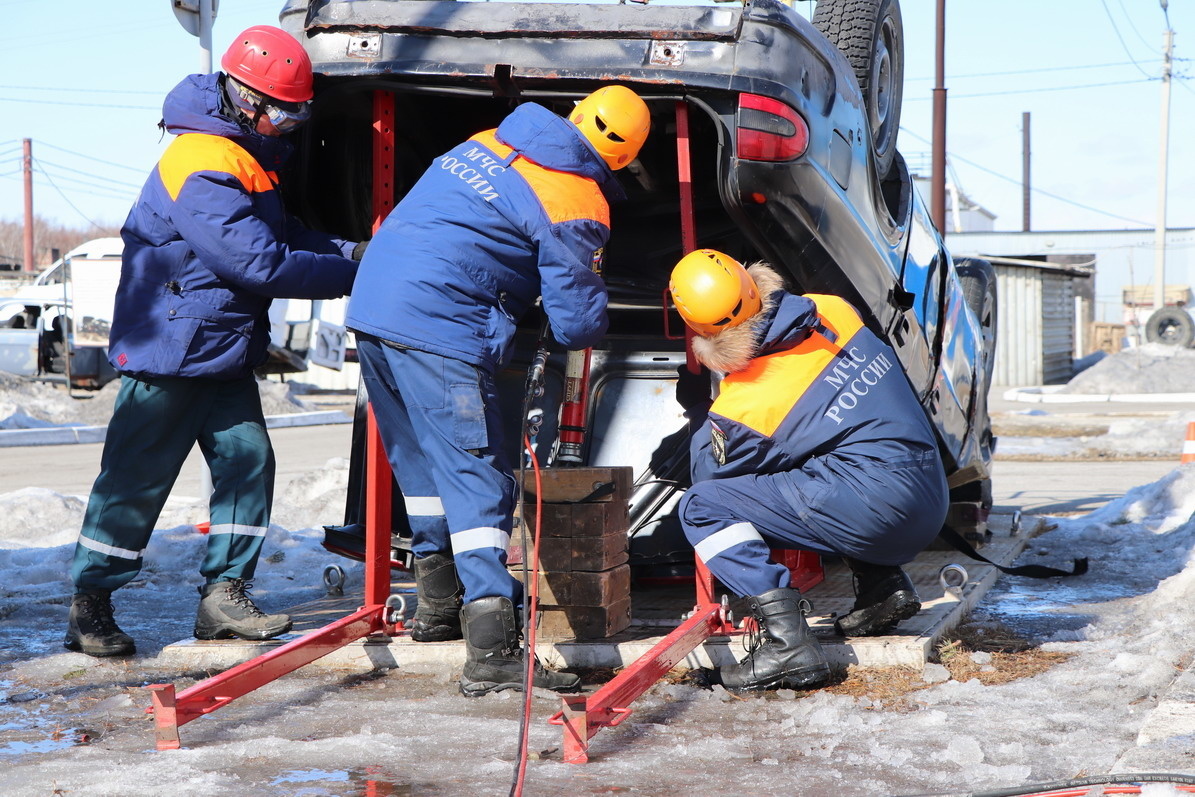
[1,0,1192,235]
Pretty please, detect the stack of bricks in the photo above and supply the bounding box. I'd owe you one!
[508,465,633,640]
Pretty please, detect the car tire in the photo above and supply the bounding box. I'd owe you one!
[812,0,905,179]
[1144,306,1195,347]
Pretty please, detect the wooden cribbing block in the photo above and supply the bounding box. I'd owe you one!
[535,596,632,640]
[521,501,629,538]
[518,466,633,504]
[513,564,630,607]
[510,528,628,572]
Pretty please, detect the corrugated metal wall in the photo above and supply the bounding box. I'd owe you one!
[993,265,1075,385]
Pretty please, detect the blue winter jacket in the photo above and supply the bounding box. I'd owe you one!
[345,102,620,371]
[111,73,358,380]
[691,288,949,562]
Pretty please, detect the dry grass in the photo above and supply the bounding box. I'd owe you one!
[824,617,1072,710]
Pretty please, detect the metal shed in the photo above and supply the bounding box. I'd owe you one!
[987,256,1093,386]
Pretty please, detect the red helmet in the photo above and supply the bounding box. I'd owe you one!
[221,25,313,103]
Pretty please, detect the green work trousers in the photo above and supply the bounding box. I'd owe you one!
[70,374,275,592]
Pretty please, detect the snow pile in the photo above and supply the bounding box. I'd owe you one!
[0,458,352,666]
[1060,343,1195,394]
[0,374,316,431]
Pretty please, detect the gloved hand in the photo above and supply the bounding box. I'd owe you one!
[675,364,712,412]
[351,240,370,261]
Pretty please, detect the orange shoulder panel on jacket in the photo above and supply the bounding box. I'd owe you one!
[710,294,866,437]
[157,133,276,202]
[467,130,610,227]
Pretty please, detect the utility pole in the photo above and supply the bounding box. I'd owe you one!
[931,0,947,233]
[22,138,33,274]
[1021,112,1031,232]
[1152,13,1173,312]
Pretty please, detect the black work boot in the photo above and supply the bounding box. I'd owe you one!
[834,558,921,637]
[63,591,136,657]
[405,552,464,642]
[458,596,580,697]
[194,578,292,641]
[718,587,830,692]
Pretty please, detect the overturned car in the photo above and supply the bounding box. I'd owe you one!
[278,0,997,573]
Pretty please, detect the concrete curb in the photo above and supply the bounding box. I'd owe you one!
[0,410,351,447]
[1002,386,1195,404]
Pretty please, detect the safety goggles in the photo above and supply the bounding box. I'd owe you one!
[226,76,312,134]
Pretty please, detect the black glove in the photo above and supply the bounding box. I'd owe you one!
[675,364,712,412]
[351,240,370,261]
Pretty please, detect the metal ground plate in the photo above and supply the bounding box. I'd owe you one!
[159,511,1036,673]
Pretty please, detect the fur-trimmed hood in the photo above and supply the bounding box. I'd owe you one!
[691,263,818,373]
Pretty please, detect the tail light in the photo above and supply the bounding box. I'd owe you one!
[736,93,809,162]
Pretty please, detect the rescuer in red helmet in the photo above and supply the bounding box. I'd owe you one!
[669,250,950,692]
[64,26,366,658]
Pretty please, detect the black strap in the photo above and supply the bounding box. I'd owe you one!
[939,526,1088,578]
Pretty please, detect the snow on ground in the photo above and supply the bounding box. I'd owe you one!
[3,467,1195,795]
[3,353,1195,795]
[0,373,316,431]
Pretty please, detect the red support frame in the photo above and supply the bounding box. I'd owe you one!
[145,91,401,750]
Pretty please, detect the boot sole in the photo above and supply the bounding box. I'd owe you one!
[724,662,831,693]
[459,676,582,697]
[834,590,921,637]
[406,622,463,643]
[63,635,135,657]
[194,620,293,641]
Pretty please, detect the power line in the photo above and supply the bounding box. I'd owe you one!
[1100,0,1159,78]
[0,96,158,111]
[35,158,143,191]
[1116,0,1159,51]
[905,78,1155,101]
[30,162,109,232]
[906,60,1147,82]
[36,142,147,175]
[0,83,162,96]
[900,126,1151,227]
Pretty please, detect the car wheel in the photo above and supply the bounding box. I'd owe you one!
[1144,306,1195,347]
[812,0,905,179]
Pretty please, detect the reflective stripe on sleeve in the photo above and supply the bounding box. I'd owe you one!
[693,522,765,563]
[77,535,146,561]
[450,527,511,554]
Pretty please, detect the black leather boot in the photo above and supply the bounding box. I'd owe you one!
[834,558,921,637]
[63,591,136,657]
[194,578,292,640]
[718,587,830,692]
[459,596,580,697]
[405,552,464,642]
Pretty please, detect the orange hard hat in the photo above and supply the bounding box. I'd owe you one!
[669,249,761,337]
[569,85,651,171]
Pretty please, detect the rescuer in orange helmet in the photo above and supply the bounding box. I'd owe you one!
[669,250,949,692]
[345,85,650,696]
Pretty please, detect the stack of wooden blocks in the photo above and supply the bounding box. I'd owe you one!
[509,465,633,640]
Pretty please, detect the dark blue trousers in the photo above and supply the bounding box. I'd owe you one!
[356,337,521,605]
[70,374,275,592]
